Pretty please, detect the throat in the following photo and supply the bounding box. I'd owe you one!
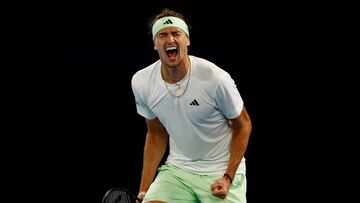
[161,56,191,84]
[162,64,192,98]
[162,67,186,84]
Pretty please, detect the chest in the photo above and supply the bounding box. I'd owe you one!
[150,85,221,125]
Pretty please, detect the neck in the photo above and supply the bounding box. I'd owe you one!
[161,56,190,84]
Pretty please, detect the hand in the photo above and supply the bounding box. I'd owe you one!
[211,176,231,199]
[136,191,146,203]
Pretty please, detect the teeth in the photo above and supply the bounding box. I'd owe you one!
[166,47,177,51]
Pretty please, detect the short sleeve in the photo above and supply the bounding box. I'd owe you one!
[214,73,243,119]
[131,77,157,120]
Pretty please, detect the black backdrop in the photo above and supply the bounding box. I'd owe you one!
[3,1,359,202]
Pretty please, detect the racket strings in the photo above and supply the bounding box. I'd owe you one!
[104,190,134,203]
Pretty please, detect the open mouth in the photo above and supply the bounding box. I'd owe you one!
[166,46,178,60]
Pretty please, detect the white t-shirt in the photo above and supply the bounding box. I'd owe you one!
[131,55,245,175]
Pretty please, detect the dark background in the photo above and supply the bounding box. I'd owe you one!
[3,0,359,202]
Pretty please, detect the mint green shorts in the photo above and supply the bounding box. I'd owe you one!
[143,163,247,203]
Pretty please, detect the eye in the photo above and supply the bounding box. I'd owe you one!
[159,33,167,38]
[172,32,181,37]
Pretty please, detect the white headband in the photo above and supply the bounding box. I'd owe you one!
[151,16,189,40]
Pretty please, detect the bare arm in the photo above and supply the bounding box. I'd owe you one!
[212,106,252,198]
[138,118,169,198]
[225,106,252,180]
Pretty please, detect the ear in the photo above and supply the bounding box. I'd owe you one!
[187,38,190,46]
[154,46,157,50]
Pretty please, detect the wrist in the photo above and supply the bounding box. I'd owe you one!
[137,191,146,199]
[223,173,233,184]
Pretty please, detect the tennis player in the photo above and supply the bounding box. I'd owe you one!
[131,8,252,203]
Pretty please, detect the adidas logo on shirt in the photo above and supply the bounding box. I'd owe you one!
[190,99,199,106]
[163,19,173,24]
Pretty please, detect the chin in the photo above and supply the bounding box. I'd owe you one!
[165,57,179,65]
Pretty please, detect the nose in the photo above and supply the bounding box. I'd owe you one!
[166,35,176,43]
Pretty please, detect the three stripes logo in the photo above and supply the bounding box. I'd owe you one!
[190,99,199,106]
[163,19,173,24]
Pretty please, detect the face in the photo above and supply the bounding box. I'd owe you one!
[153,27,190,68]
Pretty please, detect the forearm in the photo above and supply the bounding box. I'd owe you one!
[211,117,251,198]
[225,109,252,180]
[139,131,168,192]
[226,126,251,179]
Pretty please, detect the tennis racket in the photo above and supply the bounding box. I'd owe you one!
[102,187,142,203]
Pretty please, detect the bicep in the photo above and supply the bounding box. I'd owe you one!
[229,107,252,131]
[144,118,169,148]
[145,118,168,135]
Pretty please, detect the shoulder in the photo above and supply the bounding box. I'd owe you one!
[131,60,159,89]
[190,55,232,82]
[190,55,217,69]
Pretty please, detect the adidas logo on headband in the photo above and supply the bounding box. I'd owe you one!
[152,16,189,40]
[163,19,173,24]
